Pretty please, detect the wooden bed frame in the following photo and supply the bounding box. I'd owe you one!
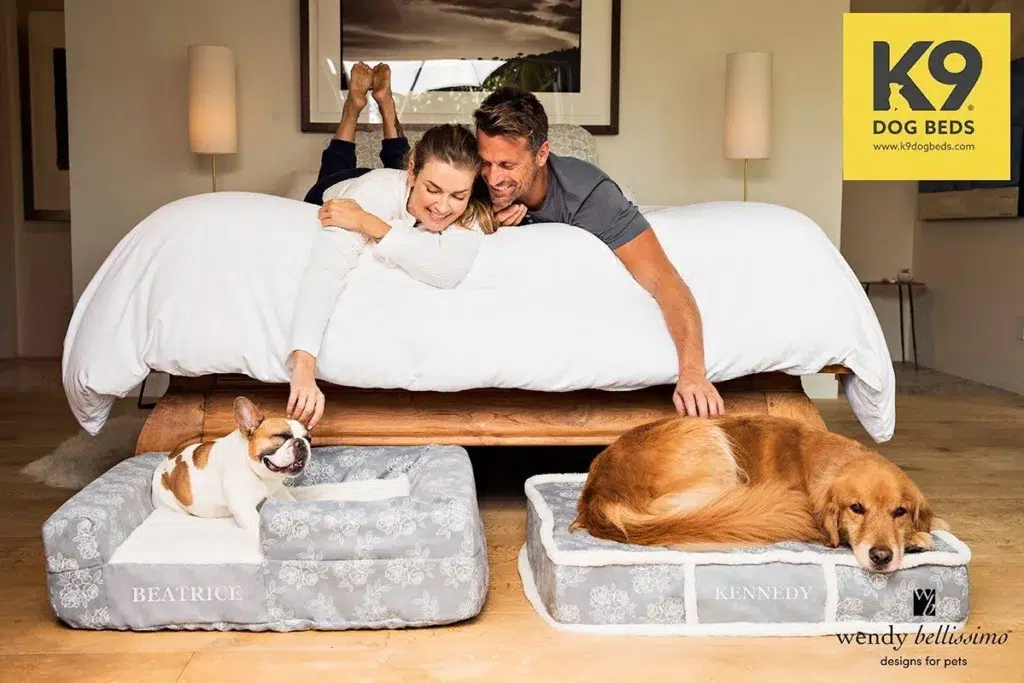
[133,366,851,454]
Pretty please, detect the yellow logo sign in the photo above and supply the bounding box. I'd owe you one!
[843,13,1010,181]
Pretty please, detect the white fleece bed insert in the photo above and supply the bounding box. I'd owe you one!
[521,475,972,637]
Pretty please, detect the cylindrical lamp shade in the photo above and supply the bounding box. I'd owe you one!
[188,45,237,155]
[724,52,772,160]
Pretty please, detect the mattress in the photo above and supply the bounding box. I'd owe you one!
[520,475,971,637]
[62,193,896,442]
[43,446,488,631]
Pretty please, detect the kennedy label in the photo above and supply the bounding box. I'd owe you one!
[714,585,812,601]
[131,585,244,603]
[843,13,1010,180]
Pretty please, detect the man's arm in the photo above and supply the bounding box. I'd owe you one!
[613,230,724,417]
[572,179,724,417]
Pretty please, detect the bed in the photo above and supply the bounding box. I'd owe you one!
[44,445,489,631]
[60,125,895,452]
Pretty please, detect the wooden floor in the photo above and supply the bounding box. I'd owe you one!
[1,360,1022,683]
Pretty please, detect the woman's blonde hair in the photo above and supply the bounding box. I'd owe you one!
[409,124,499,235]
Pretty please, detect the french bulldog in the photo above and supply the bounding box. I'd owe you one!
[151,396,311,530]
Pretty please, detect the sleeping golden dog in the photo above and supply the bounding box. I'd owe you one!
[569,414,948,573]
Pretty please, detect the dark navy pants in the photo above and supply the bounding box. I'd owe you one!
[302,136,410,205]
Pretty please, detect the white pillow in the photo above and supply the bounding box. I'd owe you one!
[279,169,320,201]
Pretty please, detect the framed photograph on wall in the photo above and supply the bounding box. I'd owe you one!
[18,9,70,222]
[300,0,621,135]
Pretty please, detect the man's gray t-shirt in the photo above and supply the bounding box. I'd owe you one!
[520,153,650,250]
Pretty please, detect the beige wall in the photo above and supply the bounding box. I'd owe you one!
[66,0,850,398]
[914,219,1024,393]
[842,0,1024,394]
[840,180,919,360]
[0,0,73,358]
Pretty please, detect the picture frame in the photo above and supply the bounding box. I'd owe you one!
[18,9,70,222]
[299,0,621,135]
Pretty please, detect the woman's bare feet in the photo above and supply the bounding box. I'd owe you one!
[334,62,373,141]
[371,63,402,139]
[371,63,392,106]
[347,61,373,110]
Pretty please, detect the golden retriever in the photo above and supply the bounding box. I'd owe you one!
[569,414,948,573]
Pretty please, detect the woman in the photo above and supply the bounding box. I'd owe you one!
[287,61,498,429]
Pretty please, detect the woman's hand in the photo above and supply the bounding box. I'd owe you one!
[287,350,325,429]
[319,199,368,233]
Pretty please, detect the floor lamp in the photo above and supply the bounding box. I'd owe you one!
[724,52,772,201]
[188,45,237,192]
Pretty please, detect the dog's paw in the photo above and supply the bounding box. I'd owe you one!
[234,510,261,531]
[906,531,934,553]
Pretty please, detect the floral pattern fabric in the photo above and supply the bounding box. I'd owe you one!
[524,479,971,630]
[43,447,487,631]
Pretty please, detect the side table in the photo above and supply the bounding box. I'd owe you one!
[861,280,925,370]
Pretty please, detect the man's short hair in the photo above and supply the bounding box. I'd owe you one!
[473,86,549,153]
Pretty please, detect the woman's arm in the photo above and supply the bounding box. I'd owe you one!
[322,196,484,290]
[287,224,367,428]
[369,223,484,289]
[289,225,367,357]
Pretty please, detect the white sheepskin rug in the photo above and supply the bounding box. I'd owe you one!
[21,414,148,490]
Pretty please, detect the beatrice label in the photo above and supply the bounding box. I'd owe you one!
[131,585,244,603]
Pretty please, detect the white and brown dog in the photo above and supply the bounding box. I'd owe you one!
[152,396,311,530]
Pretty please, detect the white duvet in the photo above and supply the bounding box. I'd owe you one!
[62,192,895,441]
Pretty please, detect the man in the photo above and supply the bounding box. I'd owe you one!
[472,87,724,418]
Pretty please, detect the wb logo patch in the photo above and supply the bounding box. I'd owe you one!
[913,588,936,617]
[843,13,1010,181]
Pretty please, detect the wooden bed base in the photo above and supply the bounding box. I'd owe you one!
[134,367,850,454]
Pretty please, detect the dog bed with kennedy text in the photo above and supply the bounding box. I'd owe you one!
[520,474,971,637]
[42,445,488,631]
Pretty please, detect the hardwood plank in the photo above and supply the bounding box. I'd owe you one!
[0,653,192,683]
[134,392,204,455]
[134,370,845,451]
[200,388,784,447]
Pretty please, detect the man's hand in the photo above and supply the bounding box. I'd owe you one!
[495,203,528,226]
[673,367,725,417]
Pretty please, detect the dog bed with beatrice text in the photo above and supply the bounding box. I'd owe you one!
[42,445,488,631]
[520,474,971,637]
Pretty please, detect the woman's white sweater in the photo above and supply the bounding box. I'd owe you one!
[289,168,484,359]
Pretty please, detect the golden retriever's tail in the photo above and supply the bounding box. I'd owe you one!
[587,480,823,549]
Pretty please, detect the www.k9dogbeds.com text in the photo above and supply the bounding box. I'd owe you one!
[842,12,1010,181]
[836,624,1012,671]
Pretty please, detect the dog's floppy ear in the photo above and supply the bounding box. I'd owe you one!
[910,492,949,534]
[811,484,841,548]
[233,396,265,436]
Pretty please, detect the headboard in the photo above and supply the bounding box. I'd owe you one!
[278,123,599,202]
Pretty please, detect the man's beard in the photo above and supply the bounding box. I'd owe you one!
[489,169,538,210]
[489,189,516,211]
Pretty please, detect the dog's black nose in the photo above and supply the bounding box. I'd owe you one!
[869,547,893,567]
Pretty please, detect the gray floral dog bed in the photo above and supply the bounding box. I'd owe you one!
[521,474,971,637]
[43,445,488,631]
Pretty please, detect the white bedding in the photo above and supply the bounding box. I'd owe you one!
[62,192,895,441]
